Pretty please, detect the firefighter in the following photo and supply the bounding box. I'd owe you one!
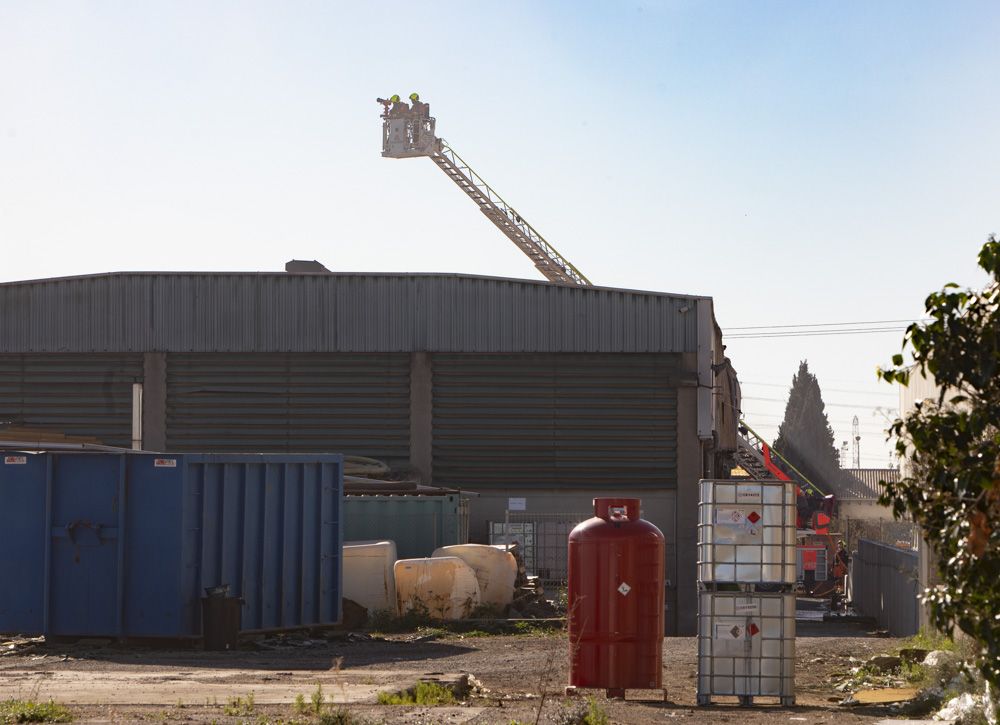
[832,540,850,611]
[834,540,849,576]
[409,92,429,118]
[388,94,410,118]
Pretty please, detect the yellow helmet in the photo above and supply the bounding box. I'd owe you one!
[409,92,420,101]
[390,94,400,103]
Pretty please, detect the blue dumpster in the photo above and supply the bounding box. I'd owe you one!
[0,452,343,638]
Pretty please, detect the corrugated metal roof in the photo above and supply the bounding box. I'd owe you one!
[0,272,704,353]
[838,468,901,499]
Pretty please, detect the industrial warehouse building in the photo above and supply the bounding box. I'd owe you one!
[0,270,740,634]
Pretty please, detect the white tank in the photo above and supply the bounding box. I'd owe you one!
[431,544,517,609]
[394,556,481,620]
[343,540,397,615]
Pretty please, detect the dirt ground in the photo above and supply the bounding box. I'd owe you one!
[0,621,907,724]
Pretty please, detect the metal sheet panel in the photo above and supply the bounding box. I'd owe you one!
[432,353,681,489]
[165,353,410,466]
[343,495,463,560]
[0,273,701,353]
[0,354,142,447]
[0,452,343,638]
[0,453,48,633]
[849,539,919,636]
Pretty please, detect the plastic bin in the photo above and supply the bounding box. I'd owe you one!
[201,595,241,651]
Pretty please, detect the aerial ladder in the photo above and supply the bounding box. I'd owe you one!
[376,96,590,286]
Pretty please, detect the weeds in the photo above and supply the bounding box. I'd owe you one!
[293,693,307,714]
[583,698,609,725]
[512,621,559,637]
[903,628,956,653]
[551,698,609,725]
[376,681,456,705]
[367,603,437,634]
[0,699,73,723]
[223,692,255,717]
[317,709,369,725]
[310,683,325,714]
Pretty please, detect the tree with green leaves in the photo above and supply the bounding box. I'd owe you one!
[773,360,842,488]
[879,235,1000,690]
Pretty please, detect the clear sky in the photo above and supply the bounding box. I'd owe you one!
[2,1,998,466]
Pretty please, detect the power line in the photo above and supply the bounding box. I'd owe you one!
[743,395,898,411]
[726,327,909,339]
[740,380,897,397]
[724,318,927,331]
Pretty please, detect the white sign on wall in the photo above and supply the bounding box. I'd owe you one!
[507,497,526,511]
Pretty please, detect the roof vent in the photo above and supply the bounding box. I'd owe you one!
[285,259,331,274]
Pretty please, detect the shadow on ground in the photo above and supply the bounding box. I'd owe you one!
[5,637,477,671]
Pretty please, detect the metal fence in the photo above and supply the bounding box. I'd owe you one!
[489,512,591,589]
[838,517,917,553]
[850,538,920,636]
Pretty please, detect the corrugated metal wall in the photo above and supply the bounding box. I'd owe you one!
[0,274,700,353]
[165,353,410,464]
[0,354,142,447]
[432,354,680,488]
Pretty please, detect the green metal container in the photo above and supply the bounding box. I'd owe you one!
[343,495,466,559]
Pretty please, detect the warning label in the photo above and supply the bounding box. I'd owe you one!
[154,458,177,468]
[617,582,632,596]
[714,507,760,543]
[713,618,761,655]
[3,456,27,465]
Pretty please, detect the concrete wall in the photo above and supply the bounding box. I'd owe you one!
[838,499,895,521]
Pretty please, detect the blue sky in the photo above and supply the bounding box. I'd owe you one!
[2,1,998,465]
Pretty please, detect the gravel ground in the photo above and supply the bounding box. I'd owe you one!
[0,621,905,723]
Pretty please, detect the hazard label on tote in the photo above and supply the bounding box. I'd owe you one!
[716,507,746,525]
[617,582,631,596]
[714,507,760,542]
[154,458,177,468]
[3,456,27,465]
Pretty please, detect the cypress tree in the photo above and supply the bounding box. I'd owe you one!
[773,361,841,487]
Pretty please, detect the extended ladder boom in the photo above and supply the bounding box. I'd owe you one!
[378,98,590,286]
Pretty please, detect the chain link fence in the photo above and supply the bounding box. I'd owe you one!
[835,517,918,554]
[489,511,591,589]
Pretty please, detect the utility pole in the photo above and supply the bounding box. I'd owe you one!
[852,416,860,468]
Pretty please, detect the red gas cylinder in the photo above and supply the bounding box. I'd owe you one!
[567,497,665,698]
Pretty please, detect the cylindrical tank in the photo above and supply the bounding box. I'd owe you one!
[568,497,665,697]
[343,540,398,615]
[393,557,481,620]
[431,544,517,609]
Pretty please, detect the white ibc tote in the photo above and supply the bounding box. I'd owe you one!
[696,591,796,705]
[697,479,797,584]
